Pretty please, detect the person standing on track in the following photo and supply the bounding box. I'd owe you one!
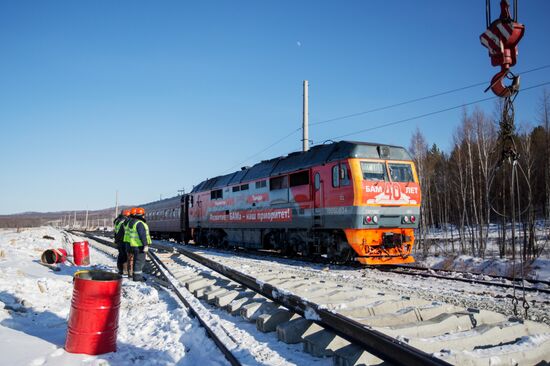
[125,207,151,282]
[114,209,131,276]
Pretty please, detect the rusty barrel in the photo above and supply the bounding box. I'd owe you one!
[65,270,122,355]
[41,248,67,264]
[73,241,90,265]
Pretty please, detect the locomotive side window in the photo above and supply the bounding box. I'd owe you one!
[314,173,320,190]
[232,186,240,192]
[270,175,288,190]
[289,171,309,187]
[388,163,414,182]
[361,162,388,181]
[240,184,249,191]
[211,189,223,199]
[255,180,267,189]
[332,165,340,188]
[340,165,350,186]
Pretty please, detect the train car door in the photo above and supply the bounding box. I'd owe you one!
[313,171,324,227]
[181,194,191,244]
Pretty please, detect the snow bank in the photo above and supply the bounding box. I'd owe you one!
[0,227,226,366]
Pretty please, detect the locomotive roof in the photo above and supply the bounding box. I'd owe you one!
[191,141,412,193]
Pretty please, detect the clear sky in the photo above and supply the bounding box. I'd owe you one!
[1,1,549,214]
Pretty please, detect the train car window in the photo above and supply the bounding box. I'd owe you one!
[270,175,288,190]
[289,171,309,187]
[190,196,194,207]
[240,184,249,191]
[255,180,267,189]
[332,165,340,188]
[388,163,414,182]
[314,173,320,190]
[211,189,223,199]
[232,186,240,192]
[361,162,388,181]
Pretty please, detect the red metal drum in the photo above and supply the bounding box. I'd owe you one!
[73,241,90,265]
[65,270,122,355]
[40,248,68,264]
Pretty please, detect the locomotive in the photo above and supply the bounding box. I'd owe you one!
[143,141,421,265]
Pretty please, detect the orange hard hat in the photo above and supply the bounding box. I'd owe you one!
[122,209,131,216]
[131,207,145,216]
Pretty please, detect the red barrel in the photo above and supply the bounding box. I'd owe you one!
[65,270,122,355]
[73,241,90,265]
[41,248,68,264]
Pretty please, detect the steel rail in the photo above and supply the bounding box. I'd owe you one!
[171,245,452,366]
[147,250,242,366]
[390,264,550,287]
[376,266,550,295]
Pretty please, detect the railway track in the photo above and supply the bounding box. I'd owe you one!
[77,231,550,366]
[84,230,550,294]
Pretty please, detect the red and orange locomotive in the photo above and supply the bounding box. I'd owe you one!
[144,141,421,265]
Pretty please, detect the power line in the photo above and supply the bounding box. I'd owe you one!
[221,65,550,176]
[310,64,550,127]
[220,127,301,174]
[323,81,550,141]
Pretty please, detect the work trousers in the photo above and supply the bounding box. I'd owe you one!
[116,241,128,274]
[129,246,146,281]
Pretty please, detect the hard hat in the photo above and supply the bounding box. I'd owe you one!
[122,209,131,216]
[131,207,145,216]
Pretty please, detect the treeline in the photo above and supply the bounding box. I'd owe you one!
[410,90,550,261]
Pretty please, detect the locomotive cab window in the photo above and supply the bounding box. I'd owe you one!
[270,175,288,190]
[332,165,350,187]
[240,184,249,191]
[388,163,414,182]
[289,171,309,187]
[361,162,388,181]
[232,186,240,192]
[255,180,267,189]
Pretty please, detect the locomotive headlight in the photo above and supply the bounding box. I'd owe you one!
[410,215,416,223]
[373,215,378,224]
[402,216,410,223]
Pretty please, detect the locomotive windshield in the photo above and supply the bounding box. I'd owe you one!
[388,163,414,182]
[361,162,387,181]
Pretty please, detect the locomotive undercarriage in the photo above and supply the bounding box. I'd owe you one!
[191,227,354,262]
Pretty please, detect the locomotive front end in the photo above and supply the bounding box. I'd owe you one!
[345,156,421,265]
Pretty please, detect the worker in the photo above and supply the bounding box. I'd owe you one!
[114,209,131,276]
[125,207,151,282]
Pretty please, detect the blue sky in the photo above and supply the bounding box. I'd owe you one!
[1,1,549,214]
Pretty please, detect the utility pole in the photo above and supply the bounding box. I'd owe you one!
[85,207,89,231]
[73,211,76,228]
[302,80,309,152]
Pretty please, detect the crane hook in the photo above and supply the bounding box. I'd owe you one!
[485,68,520,97]
[480,0,525,97]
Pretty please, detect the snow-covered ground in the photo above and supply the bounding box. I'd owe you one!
[0,227,228,366]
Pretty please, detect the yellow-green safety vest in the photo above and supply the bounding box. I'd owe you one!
[114,218,125,235]
[127,220,152,247]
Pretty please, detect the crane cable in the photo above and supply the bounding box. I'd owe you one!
[483,0,530,318]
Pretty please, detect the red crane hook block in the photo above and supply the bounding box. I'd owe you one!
[480,0,525,97]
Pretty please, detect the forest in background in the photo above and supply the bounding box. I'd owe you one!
[410,90,550,262]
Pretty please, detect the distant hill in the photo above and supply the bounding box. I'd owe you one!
[0,206,132,229]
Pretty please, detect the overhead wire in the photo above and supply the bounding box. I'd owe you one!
[221,65,550,176]
[310,64,550,127]
[322,81,550,141]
